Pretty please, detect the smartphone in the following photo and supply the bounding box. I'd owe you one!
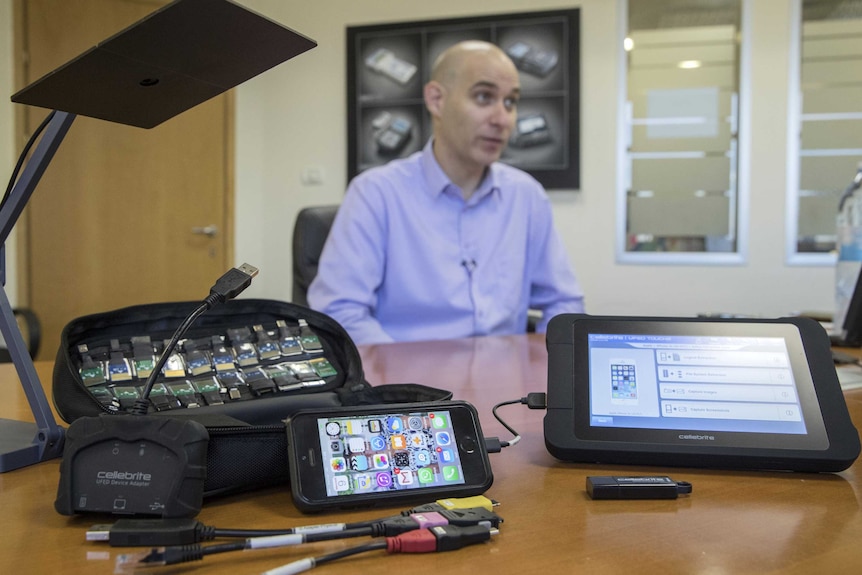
[510,113,551,148]
[375,117,412,155]
[610,358,638,405]
[285,401,493,512]
[364,47,417,85]
[505,41,559,78]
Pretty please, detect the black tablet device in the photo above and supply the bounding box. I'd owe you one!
[544,314,861,472]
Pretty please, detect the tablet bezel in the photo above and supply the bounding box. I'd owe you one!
[544,314,861,472]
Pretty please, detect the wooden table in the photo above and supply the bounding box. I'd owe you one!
[1,333,861,574]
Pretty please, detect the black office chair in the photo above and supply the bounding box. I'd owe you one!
[0,307,42,363]
[292,205,339,307]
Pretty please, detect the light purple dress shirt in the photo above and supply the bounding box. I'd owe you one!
[307,141,585,344]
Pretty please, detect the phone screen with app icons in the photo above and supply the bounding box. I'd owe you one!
[318,410,464,496]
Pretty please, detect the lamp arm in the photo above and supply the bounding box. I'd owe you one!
[0,110,75,472]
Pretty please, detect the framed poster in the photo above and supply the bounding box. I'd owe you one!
[346,9,580,190]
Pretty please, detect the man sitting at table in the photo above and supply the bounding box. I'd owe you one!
[308,40,585,344]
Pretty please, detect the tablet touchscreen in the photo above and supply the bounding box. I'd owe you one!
[544,314,861,472]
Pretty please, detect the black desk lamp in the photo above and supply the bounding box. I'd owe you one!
[0,0,316,472]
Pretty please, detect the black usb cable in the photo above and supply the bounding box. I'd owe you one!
[129,263,259,415]
[484,392,547,452]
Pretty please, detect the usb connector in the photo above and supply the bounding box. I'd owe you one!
[209,263,259,304]
[386,524,499,553]
[87,518,213,546]
[235,262,260,277]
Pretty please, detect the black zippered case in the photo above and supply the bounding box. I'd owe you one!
[52,298,451,498]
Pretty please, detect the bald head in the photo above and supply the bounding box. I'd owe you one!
[423,40,521,195]
[431,41,517,88]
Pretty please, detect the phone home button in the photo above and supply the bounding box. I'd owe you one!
[459,436,477,454]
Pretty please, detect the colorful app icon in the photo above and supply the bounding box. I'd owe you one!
[438,448,455,463]
[347,436,366,454]
[372,453,389,469]
[393,451,410,467]
[387,417,403,432]
[354,474,374,491]
[330,457,346,472]
[413,449,431,467]
[333,475,350,492]
[435,431,452,446]
[325,422,341,436]
[370,436,387,451]
[442,466,461,482]
[407,416,424,430]
[397,469,414,486]
[407,432,425,447]
[345,419,363,435]
[350,455,369,471]
[390,434,407,450]
[368,419,382,433]
[417,468,435,484]
[376,472,392,488]
[431,413,448,428]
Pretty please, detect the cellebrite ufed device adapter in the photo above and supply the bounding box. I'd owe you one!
[54,415,208,517]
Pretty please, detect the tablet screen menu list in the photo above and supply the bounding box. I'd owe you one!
[588,334,808,435]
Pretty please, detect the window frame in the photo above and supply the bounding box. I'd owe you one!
[784,0,861,267]
[615,0,751,266]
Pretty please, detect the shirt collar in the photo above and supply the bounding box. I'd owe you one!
[421,139,501,204]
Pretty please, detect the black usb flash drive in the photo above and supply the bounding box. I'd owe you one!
[586,476,692,500]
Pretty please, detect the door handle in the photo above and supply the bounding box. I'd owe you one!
[191,225,218,238]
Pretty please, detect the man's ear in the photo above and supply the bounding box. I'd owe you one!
[424,81,445,118]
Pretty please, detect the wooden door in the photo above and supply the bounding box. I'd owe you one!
[15,0,233,360]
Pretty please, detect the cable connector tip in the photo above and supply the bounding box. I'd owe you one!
[85,526,111,542]
[484,437,504,453]
[208,263,259,304]
[525,392,547,409]
[237,262,260,278]
[386,524,497,554]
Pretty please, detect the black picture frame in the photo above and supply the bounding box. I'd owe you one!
[346,9,580,190]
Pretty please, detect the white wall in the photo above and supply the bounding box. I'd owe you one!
[1,0,835,319]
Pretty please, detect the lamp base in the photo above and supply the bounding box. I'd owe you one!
[0,418,63,472]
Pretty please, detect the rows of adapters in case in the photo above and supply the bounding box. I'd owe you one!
[76,319,339,413]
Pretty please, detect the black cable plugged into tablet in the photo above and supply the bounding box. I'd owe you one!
[484,392,547,453]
